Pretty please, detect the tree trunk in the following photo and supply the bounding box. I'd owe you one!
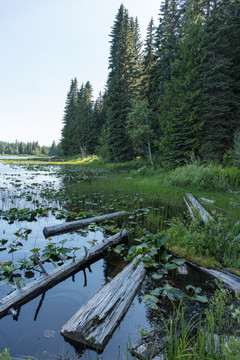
[43,211,127,237]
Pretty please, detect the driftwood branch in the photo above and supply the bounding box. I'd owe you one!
[61,256,147,352]
[43,211,127,237]
[0,230,129,319]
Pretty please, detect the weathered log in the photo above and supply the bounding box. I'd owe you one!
[184,192,212,223]
[43,211,127,237]
[186,260,240,292]
[61,256,147,352]
[0,230,129,319]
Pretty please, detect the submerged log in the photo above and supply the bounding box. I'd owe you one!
[61,256,147,352]
[43,211,127,237]
[0,230,129,319]
[184,192,212,223]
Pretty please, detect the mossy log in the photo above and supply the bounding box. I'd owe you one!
[43,211,127,237]
[61,256,147,352]
[0,230,129,319]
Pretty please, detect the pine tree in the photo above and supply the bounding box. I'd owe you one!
[159,0,205,166]
[106,5,142,162]
[93,92,106,145]
[60,78,79,156]
[141,18,156,102]
[198,0,239,161]
[73,81,96,155]
[151,0,180,111]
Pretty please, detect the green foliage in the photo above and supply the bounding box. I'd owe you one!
[168,211,240,268]
[145,283,207,308]
[233,128,240,167]
[166,163,229,190]
[105,4,142,162]
[60,79,97,157]
[0,349,11,360]
[0,140,50,156]
[126,99,155,165]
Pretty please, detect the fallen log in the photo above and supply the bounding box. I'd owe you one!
[61,256,147,352]
[43,211,127,237]
[186,260,240,292]
[0,230,129,319]
[184,192,212,223]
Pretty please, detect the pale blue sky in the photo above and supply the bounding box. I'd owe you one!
[0,0,160,146]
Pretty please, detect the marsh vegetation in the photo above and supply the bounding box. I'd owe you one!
[0,157,240,359]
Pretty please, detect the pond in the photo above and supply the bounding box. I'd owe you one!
[0,160,216,359]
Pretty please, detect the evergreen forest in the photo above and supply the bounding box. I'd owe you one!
[0,140,60,157]
[60,0,240,167]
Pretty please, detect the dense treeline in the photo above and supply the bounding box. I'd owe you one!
[0,140,60,157]
[60,0,240,167]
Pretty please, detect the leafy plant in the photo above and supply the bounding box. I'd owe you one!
[0,349,11,360]
[144,283,207,310]
[168,211,240,268]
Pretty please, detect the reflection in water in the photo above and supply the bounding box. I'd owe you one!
[34,292,46,321]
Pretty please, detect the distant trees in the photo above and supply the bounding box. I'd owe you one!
[0,140,57,156]
[60,1,240,166]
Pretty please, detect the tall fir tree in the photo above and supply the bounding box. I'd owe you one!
[197,0,239,161]
[159,0,205,166]
[141,18,156,102]
[106,5,142,162]
[151,0,180,111]
[73,81,96,155]
[60,78,79,156]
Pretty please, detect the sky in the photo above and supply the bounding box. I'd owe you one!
[0,0,160,147]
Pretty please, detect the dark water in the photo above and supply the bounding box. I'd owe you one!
[0,161,214,359]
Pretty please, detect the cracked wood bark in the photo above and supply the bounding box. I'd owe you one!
[61,256,147,352]
[43,211,127,237]
[0,230,129,319]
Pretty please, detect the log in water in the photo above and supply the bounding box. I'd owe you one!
[43,211,127,237]
[184,192,212,222]
[0,230,129,319]
[61,256,147,352]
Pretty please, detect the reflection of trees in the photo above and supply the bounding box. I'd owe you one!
[102,252,126,281]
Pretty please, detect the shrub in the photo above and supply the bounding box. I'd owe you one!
[168,211,240,268]
[166,164,228,190]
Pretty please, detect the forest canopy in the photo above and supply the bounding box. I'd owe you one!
[60,0,240,166]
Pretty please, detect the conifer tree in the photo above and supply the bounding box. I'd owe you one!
[159,0,205,166]
[73,81,96,155]
[151,0,180,110]
[141,18,156,102]
[60,78,79,156]
[106,5,142,162]
[198,0,239,161]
